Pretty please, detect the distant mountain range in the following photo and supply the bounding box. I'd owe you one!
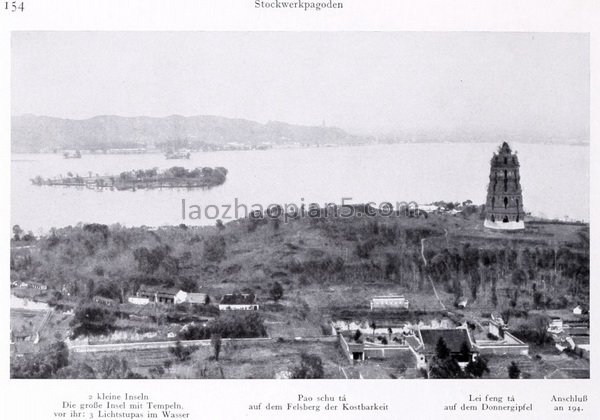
[11,114,372,153]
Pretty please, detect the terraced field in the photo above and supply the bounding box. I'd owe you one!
[72,338,347,379]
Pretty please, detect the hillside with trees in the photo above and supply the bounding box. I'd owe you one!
[11,206,588,320]
[12,114,370,152]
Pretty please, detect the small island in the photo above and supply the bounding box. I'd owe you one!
[30,166,228,190]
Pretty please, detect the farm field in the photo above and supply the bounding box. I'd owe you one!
[71,338,348,379]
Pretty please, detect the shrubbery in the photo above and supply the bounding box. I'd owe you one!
[513,314,552,346]
[179,311,267,340]
[10,342,142,380]
[10,341,69,379]
[70,304,117,338]
[291,353,324,379]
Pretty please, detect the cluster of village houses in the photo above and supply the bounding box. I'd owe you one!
[549,310,590,360]
[11,280,48,291]
[11,280,589,375]
[119,287,259,311]
[10,282,260,346]
[11,280,260,311]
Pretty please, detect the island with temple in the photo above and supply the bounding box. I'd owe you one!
[30,166,228,190]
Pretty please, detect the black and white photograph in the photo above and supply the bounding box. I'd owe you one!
[8,31,590,383]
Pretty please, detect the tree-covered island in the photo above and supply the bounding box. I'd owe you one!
[30,166,228,190]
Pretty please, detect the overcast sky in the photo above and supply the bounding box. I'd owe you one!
[12,32,589,141]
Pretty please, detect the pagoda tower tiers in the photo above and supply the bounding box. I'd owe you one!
[484,142,525,230]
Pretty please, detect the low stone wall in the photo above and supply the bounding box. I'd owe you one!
[69,337,272,353]
[338,333,362,361]
[475,333,529,356]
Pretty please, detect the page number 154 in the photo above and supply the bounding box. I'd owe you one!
[4,1,25,12]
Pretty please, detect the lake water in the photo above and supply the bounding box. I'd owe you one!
[11,143,589,234]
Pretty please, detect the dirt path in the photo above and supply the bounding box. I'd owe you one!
[34,309,53,342]
[420,238,428,266]
[420,237,446,311]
